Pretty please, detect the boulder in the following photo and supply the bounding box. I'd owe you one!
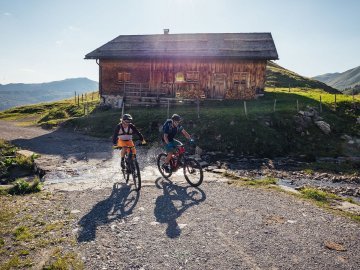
[314,121,331,134]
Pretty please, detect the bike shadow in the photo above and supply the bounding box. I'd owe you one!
[154,177,206,239]
[77,183,140,243]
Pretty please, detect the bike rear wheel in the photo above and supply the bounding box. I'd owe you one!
[157,153,172,178]
[130,159,141,191]
[183,158,203,187]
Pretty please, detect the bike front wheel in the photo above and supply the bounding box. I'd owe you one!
[130,159,141,191]
[157,153,172,178]
[183,158,203,187]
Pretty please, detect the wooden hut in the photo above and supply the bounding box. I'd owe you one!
[85,31,278,107]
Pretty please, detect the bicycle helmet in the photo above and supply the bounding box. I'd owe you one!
[122,114,133,122]
[171,114,182,122]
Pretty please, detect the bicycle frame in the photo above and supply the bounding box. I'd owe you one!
[170,144,186,171]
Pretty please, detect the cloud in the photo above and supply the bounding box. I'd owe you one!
[3,12,12,16]
[67,25,80,32]
[20,68,36,73]
[56,40,64,47]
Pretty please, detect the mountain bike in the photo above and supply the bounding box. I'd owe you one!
[114,145,141,191]
[157,142,203,187]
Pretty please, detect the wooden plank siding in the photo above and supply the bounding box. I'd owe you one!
[100,59,267,100]
[86,32,278,105]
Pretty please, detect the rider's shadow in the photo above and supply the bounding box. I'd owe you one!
[154,178,206,238]
[77,183,139,243]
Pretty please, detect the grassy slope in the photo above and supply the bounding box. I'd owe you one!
[0,87,359,158]
[65,88,360,158]
[266,61,340,94]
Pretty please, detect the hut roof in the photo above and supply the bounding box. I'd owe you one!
[85,32,278,60]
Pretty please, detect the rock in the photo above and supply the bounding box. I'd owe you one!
[212,168,227,174]
[341,134,352,140]
[315,121,331,134]
[17,150,36,158]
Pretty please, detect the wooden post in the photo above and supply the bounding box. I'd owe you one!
[334,94,337,111]
[85,93,87,102]
[319,95,322,113]
[273,99,277,112]
[244,101,248,119]
[167,99,170,119]
[288,84,290,92]
[296,100,299,112]
[74,91,76,104]
[81,94,83,103]
[121,101,125,117]
[77,95,80,106]
[83,102,86,115]
[197,98,200,119]
[352,89,355,104]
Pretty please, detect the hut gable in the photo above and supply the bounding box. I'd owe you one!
[85,33,278,60]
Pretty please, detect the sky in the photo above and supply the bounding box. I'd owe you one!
[0,0,359,84]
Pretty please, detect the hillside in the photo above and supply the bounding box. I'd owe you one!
[266,61,340,94]
[0,78,98,111]
[313,66,360,91]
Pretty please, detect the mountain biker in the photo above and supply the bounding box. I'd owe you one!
[162,114,192,172]
[112,114,146,169]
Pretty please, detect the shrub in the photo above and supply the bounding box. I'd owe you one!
[8,178,42,195]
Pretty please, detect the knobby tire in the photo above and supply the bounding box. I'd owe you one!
[183,158,203,187]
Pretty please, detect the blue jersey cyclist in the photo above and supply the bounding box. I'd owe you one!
[162,114,192,172]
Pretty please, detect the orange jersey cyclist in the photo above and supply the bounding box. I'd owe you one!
[112,114,146,169]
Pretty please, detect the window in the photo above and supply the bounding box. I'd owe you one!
[186,71,199,82]
[117,72,131,82]
[214,73,226,82]
[175,72,185,82]
[233,72,248,86]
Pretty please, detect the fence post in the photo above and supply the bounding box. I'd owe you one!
[334,94,337,111]
[77,95,80,106]
[244,101,248,119]
[121,101,125,117]
[288,84,290,92]
[273,99,277,112]
[197,98,200,119]
[296,100,299,112]
[352,89,355,107]
[74,91,76,104]
[319,95,322,113]
[167,99,170,119]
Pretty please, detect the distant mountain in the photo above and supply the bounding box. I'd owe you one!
[266,61,339,94]
[0,78,98,111]
[312,66,360,93]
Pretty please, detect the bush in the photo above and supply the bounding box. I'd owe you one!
[8,178,42,195]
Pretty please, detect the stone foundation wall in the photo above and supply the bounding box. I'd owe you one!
[100,95,123,108]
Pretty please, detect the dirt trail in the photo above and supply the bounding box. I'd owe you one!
[1,120,360,269]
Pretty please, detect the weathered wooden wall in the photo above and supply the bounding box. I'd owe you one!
[99,59,267,99]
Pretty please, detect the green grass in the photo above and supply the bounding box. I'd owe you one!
[0,91,100,127]
[43,249,84,270]
[8,178,42,195]
[63,87,359,158]
[0,193,82,269]
[1,88,359,158]
[13,226,34,241]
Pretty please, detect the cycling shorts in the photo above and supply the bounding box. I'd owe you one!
[165,139,182,153]
[117,140,136,154]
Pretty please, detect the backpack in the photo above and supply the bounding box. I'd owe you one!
[161,120,172,142]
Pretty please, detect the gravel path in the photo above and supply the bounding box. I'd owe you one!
[1,120,360,269]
